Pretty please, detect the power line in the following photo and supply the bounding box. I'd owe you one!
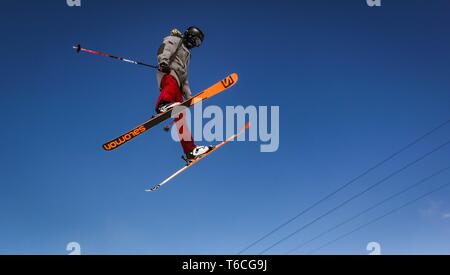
[237,119,450,254]
[259,138,450,254]
[286,165,450,254]
[307,180,450,255]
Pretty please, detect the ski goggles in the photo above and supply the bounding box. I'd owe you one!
[191,37,203,48]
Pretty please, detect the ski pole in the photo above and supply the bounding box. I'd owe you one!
[73,44,158,69]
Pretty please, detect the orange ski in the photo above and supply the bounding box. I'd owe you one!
[102,73,239,151]
[145,122,250,192]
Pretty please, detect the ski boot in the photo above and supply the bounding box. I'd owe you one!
[182,145,215,165]
[156,102,181,114]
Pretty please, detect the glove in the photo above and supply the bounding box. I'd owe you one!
[159,62,171,74]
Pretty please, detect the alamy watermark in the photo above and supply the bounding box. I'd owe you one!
[366,241,381,255]
[169,102,280,153]
[66,1,381,8]
[66,0,81,7]
[366,0,382,7]
[66,242,81,255]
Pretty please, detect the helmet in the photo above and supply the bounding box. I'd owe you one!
[184,26,205,48]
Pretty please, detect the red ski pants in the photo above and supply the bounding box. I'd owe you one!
[155,74,196,154]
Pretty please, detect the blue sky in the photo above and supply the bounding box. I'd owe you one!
[0,0,450,254]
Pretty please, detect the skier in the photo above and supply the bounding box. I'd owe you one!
[155,26,212,163]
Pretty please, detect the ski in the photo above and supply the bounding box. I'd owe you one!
[102,73,239,151]
[145,122,250,192]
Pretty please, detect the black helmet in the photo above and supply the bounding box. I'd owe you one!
[184,26,205,48]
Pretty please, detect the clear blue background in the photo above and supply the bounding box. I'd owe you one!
[0,0,450,255]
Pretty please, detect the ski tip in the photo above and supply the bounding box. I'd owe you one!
[244,121,250,129]
[230,73,239,82]
[102,144,113,151]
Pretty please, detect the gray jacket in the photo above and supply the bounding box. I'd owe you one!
[157,35,192,99]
